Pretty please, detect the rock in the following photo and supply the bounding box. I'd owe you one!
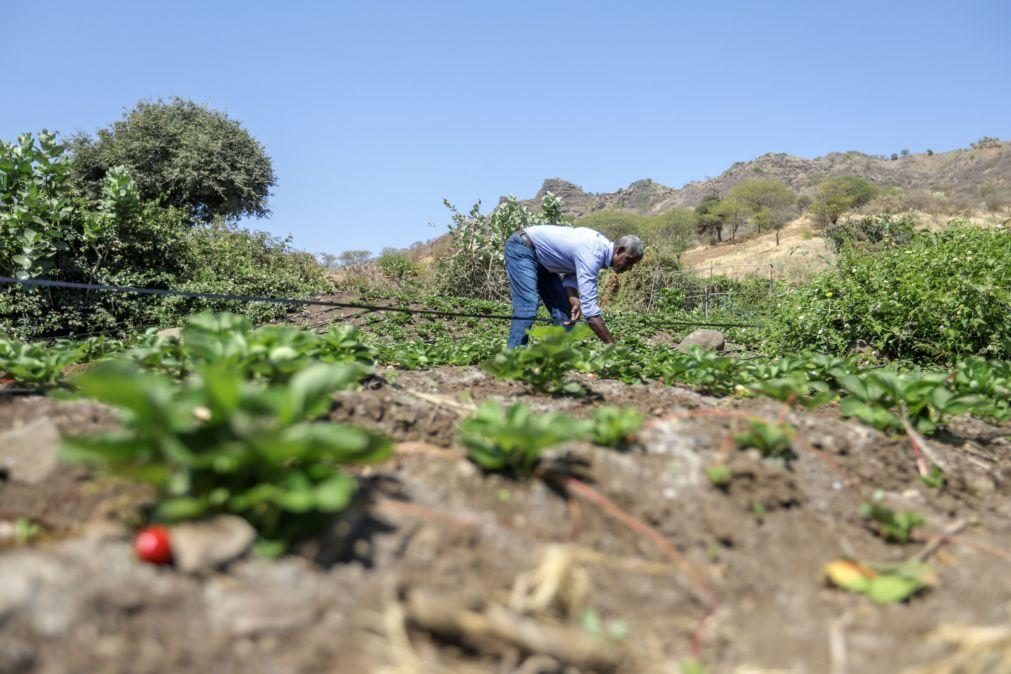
[204,558,323,636]
[170,515,256,573]
[676,329,725,353]
[0,417,61,484]
[156,327,182,340]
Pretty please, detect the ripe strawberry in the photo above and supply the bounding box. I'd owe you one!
[134,525,173,565]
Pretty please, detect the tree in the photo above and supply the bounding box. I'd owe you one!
[926,149,934,156]
[711,197,749,243]
[70,98,276,223]
[811,176,879,226]
[337,250,371,269]
[727,180,796,245]
[695,192,724,242]
[318,252,340,269]
[890,153,899,161]
[900,148,910,157]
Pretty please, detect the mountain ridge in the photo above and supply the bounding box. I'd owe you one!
[518,138,1010,218]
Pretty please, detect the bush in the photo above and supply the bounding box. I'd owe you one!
[823,214,916,254]
[434,194,560,301]
[70,98,276,223]
[0,130,326,338]
[763,224,1011,363]
[167,223,330,325]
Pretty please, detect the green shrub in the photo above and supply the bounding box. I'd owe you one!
[0,130,327,338]
[763,224,1011,363]
[812,176,880,226]
[824,214,916,253]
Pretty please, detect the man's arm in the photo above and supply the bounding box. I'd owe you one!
[571,249,614,343]
[586,315,614,344]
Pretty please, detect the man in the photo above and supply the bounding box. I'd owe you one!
[504,224,644,347]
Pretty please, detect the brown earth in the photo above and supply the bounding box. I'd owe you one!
[2,365,1010,674]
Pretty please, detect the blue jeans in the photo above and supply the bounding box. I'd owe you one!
[504,233,571,348]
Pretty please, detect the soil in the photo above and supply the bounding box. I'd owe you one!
[2,366,1010,674]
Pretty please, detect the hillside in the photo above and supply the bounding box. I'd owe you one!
[521,138,1010,217]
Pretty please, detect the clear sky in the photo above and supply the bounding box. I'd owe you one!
[2,1,1008,257]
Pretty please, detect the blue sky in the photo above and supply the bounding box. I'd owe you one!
[2,1,1008,256]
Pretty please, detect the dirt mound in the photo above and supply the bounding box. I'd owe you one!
[1,369,1009,673]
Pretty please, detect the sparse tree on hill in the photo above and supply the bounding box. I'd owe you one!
[318,252,340,269]
[811,176,879,226]
[712,197,749,244]
[727,180,796,245]
[695,192,724,242]
[70,98,276,223]
[338,250,371,269]
[901,148,910,157]
[926,149,934,156]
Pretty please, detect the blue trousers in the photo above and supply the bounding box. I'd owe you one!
[504,233,571,348]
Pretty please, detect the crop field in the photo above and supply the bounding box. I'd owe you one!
[2,292,1010,674]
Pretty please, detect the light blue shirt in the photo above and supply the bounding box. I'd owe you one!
[523,225,614,318]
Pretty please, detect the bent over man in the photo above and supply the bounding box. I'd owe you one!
[503,224,644,347]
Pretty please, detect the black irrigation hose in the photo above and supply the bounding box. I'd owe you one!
[0,276,764,329]
[0,276,552,323]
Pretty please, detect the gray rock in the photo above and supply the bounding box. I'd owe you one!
[204,558,323,636]
[676,329,726,353]
[0,531,181,636]
[156,327,182,339]
[170,515,256,573]
[0,417,61,484]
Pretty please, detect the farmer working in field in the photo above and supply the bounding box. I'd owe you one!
[504,225,644,347]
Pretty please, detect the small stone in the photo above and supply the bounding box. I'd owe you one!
[156,327,182,339]
[0,417,61,484]
[170,515,256,573]
[676,329,726,353]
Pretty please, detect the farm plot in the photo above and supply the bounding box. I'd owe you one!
[1,311,1010,674]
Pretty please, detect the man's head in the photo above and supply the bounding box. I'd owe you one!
[611,235,644,273]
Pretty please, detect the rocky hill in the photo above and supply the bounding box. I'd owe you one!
[522,138,1010,217]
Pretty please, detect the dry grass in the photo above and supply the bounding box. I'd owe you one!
[679,217,835,283]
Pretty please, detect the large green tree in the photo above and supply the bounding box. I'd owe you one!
[811,176,879,226]
[70,98,276,223]
[727,180,796,245]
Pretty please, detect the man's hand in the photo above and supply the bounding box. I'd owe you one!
[564,287,581,326]
[568,296,582,324]
[586,315,615,344]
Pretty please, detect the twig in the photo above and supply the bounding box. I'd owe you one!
[404,589,623,671]
[392,441,459,461]
[559,476,714,606]
[375,498,481,529]
[908,519,969,563]
[828,613,852,674]
[560,476,718,657]
[396,387,476,416]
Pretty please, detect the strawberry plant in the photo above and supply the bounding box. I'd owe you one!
[734,419,794,459]
[61,360,389,553]
[589,406,644,448]
[458,402,591,477]
[0,337,84,385]
[859,501,924,543]
[483,325,593,395]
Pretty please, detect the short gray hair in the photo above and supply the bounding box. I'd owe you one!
[614,234,644,258]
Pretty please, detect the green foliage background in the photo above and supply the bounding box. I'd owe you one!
[1,106,327,339]
[763,224,1011,363]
